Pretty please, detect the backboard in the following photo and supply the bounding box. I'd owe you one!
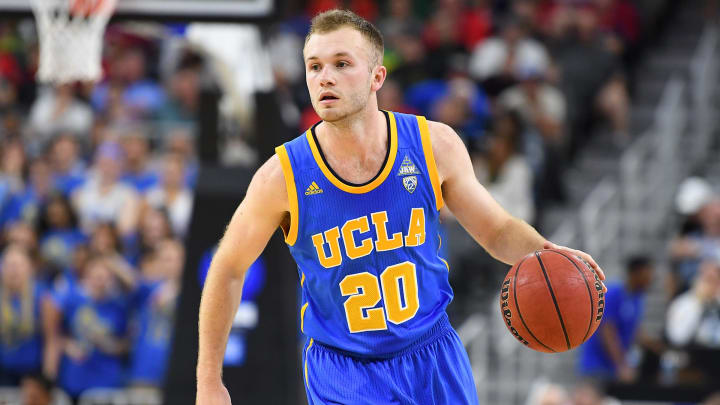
[0,0,277,21]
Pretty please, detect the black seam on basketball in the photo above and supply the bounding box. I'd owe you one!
[550,250,595,345]
[513,255,556,352]
[535,252,571,351]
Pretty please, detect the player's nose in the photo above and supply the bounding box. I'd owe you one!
[318,66,336,86]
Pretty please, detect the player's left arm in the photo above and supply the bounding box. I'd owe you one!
[428,120,605,280]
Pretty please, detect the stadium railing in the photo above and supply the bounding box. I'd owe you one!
[0,387,72,405]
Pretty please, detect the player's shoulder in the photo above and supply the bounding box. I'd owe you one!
[246,153,288,209]
[255,153,285,185]
[424,119,468,182]
[425,120,459,149]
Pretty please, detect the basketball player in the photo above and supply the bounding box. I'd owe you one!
[196,10,606,405]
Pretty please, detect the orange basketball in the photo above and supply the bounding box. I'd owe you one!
[499,249,605,353]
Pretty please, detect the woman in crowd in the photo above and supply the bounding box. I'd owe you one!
[43,256,135,399]
[0,244,45,385]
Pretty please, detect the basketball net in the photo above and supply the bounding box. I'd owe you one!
[30,0,117,84]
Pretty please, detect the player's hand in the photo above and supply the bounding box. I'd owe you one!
[196,382,231,405]
[618,364,637,383]
[543,241,607,292]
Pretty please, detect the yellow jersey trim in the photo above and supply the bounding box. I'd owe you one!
[305,111,398,194]
[275,145,299,246]
[417,115,444,211]
[438,234,449,271]
[300,302,309,333]
[304,338,314,387]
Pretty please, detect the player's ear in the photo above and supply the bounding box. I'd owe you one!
[370,64,387,93]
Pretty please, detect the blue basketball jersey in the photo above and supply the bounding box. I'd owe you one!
[275,111,453,356]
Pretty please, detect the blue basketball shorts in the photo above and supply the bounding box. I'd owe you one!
[302,315,479,405]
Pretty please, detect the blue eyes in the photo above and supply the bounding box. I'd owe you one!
[308,62,349,71]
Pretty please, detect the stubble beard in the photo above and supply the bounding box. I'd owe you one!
[313,77,372,124]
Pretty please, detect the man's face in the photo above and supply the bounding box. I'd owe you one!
[631,265,654,292]
[304,27,380,122]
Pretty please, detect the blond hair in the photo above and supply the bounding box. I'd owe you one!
[305,9,384,67]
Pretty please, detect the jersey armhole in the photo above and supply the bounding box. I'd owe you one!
[275,145,299,246]
[417,115,445,211]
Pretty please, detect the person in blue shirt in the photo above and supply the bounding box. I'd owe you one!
[37,194,88,274]
[129,239,184,387]
[0,159,55,230]
[579,255,662,382]
[120,131,160,194]
[48,135,87,198]
[0,244,45,385]
[45,256,134,399]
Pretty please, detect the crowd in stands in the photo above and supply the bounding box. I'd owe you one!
[573,175,720,400]
[1,0,716,402]
[0,13,199,402]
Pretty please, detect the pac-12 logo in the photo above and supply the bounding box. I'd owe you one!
[403,176,417,193]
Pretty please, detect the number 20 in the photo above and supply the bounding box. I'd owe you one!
[339,261,419,333]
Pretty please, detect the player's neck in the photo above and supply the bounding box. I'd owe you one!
[317,107,387,161]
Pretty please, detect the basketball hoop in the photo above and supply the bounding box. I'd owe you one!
[30,0,117,84]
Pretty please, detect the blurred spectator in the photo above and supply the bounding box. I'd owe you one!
[45,256,135,399]
[91,46,166,121]
[469,16,550,96]
[164,127,198,188]
[72,141,140,237]
[377,0,423,46]
[570,380,621,405]
[37,193,87,273]
[1,107,23,138]
[87,223,134,281]
[578,255,663,382]
[498,67,566,145]
[595,0,641,51]
[472,111,535,223]
[0,77,19,113]
[0,138,26,194]
[389,30,429,90]
[674,177,714,236]
[377,79,418,115]
[3,222,39,253]
[129,239,184,388]
[669,197,720,296]
[421,0,469,79]
[120,128,159,194]
[156,61,201,125]
[145,153,193,237]
[48,135,87,197]
[548,3,630,152]
[27,85,92,152]
[20,373,53,405]
[407,77,489,141]
[498,66,567,206]
[126,207,174,269]
[0,245,44,385]
[1,158,54,229]
[526,380,571,405]
[666,258,720,349]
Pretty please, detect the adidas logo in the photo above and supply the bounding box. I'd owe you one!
[305,181,323,195]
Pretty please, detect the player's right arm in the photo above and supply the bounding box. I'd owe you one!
[196,154,289,405]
